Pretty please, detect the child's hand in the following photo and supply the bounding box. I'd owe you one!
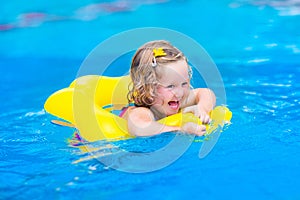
[182,105,211,124]
[181,122,206,136]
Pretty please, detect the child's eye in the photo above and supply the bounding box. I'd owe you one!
[182,82,188,87]
[166,85,175,89]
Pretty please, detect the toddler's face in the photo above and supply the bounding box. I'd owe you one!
[151,59,190,116]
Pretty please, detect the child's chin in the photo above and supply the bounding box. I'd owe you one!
[166,109,179,116]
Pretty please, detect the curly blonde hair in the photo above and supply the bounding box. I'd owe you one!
[128,40,190,107]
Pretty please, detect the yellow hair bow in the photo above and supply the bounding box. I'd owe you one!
[153,48,167,57]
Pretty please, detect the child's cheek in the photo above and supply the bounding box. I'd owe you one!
[156,87,173,100]
[184,88,190,97]
[156,86,164,94]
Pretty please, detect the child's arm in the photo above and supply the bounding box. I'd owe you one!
[182,88,216,123]
[127,107,206,137]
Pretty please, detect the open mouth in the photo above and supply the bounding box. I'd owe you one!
[168,101,179,110]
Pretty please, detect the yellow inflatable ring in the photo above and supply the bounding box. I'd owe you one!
[44,75,232,142]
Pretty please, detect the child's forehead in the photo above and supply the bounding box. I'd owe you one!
[158,60,189,75]
[157,60,190,82]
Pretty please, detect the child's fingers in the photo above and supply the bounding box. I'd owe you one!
[195,125,206,136]
[197,112,209,124]
[200,113,211,124]
[182,122,206,136]
[182,106,202,117]
[182,106,211,124]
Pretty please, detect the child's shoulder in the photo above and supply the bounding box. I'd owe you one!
[128,106,152,115]
[123,106,154,120]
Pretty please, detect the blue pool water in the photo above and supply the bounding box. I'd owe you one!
[1,0,300,199]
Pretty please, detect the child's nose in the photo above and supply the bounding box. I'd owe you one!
[173,88,184,98]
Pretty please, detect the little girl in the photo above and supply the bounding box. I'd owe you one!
[122,40,216,137]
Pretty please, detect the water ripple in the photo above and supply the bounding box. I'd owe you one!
[225,63,300,124]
